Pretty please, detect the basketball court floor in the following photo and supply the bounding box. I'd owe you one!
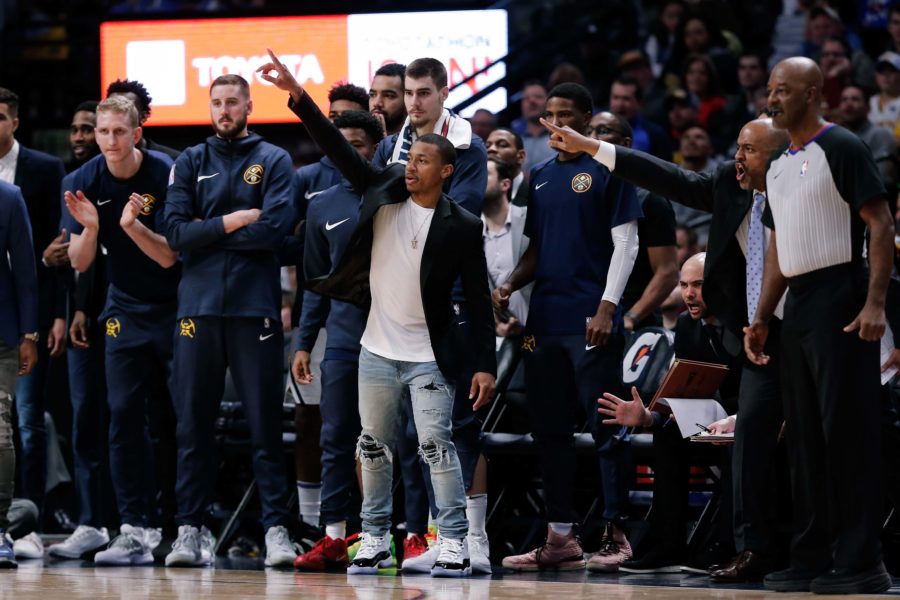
[5,560,900,599]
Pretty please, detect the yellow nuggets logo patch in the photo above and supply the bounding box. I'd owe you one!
[140,194,156,216]
[571,173,592,193]
[179,319,196,338]
[522,335,536,352]
[243,164,264,185]
[105,318,121,338]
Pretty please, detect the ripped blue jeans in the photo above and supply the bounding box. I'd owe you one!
[356,347,468,540]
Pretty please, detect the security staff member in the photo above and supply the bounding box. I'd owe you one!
[164,74,297,568]
[63,95,179,565]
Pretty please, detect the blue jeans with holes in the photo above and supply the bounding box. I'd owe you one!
[357,347,468,540]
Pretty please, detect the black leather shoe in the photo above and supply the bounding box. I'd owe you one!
[709,550,773,582]
[764,566,824,592]
[619,545,684,573]
[810,562,892,595]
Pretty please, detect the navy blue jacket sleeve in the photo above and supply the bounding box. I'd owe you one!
[295,290,329,352]
[288,93,381,196]
[215,151,296,251]
[9,187,39,335]
[448,137,487,217]
[164,152,228,251]
[372,136,397,170]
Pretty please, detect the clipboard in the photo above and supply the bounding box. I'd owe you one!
[646,358,729,416]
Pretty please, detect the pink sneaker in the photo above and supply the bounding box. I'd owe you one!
[587,522,632,572]
[501,528,585,571]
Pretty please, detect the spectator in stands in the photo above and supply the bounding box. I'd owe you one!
[817,37,856,114]
[665,88,699,150]
[643,0,686,78]
[486,127,528,207]
[598,252,742,572]
[547,62,586,89]
[106,79,180,160]
[676,224,700,267]
[888,5,900,55]
[840,85,898,192]
[0,179,39,568]
[615,50,669,127]
[482,157,530,338]
[682,54,726,135]
[592,111,678,332]
[722,52,768,145]
[511,80,555,172]
[0,87,66,526]
[679,126,719,174]
[496,83,641,573]
[326,82,369,121]
[368,63,407,136]
[668,14,738,93]
[470,108,498,142]
[609,76,672,160]
[870,52,900,133]
[804,6,874,89]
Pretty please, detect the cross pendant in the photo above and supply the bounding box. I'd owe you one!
[411,239,418,249]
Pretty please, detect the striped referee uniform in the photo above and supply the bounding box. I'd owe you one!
[764,123,887,573]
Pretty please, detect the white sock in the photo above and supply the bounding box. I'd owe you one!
[466,494,487,539]
[325,521,346,540]
[297,481,322,527]
[548,522,573,537]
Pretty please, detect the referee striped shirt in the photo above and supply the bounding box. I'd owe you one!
[763,123,886,279]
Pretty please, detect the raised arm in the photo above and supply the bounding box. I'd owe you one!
[258,48,379,195]
[120,193,178,268]
[540,118,717,213]
[63,190,99,273]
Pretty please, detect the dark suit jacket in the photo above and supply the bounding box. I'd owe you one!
[14,145,66,329]
[0,181,38,347]
[613,148,752,336]
[289,93,497,380]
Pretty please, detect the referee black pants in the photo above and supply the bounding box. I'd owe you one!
[780,265,882,572]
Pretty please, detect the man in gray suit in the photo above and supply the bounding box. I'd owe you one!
[482,157,531,337]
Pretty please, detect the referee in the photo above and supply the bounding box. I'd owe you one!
[745,57,896,595]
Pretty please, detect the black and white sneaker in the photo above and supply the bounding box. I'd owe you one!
[431,536,471,578]
[347,533,392,575]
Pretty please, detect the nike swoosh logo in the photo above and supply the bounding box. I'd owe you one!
[197,173,219,182]
[305,190,324,200]
[325,218,350,231]
[536,182,549,190]
[585,344,598,351]
[259,333,275,341]
[97,199,112,206]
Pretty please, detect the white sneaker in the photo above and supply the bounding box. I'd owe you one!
[402,542,438,573]
[95,524,161,566]
[263,525,296,567]
[13,532,43,559]
[347,533,392,575]
[165,525,215,567]
[48,525,110,559]
[431,536,471,578]
[468,534,491,575]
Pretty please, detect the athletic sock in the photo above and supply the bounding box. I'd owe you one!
[466,494,488,539]
[297,481,322,527]
[325,521,346,541]
[549,522,573,537]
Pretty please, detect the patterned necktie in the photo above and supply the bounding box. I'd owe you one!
[745,192,766,323]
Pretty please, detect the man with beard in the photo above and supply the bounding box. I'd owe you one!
[541,116,790,580]
[68,101,99,172]
[163,74,297,568]
[369,63,407,136]
[485,128,528,207]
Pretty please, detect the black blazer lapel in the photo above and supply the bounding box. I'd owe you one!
[13,147,28,190]
[420,195,453,291]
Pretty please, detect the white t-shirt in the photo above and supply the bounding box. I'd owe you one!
[360,198,436,362]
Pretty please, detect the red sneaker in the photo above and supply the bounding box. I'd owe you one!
[293,536,349,571]
[403,534,429,563]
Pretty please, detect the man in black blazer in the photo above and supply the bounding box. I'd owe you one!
[544,116,790,581]
[259,50,496,578]
[0,87,66,519]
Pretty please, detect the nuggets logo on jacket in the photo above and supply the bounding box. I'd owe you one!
[243,164,264,184]
[179,318,196,338]
[105,318,121,338]
[572,173,592,193]
[140,194,156,216]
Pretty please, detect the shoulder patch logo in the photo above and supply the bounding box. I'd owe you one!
[179,318,196,339]
[105,318,121,338]
[571,173,592,193]
[243,164,264,184]
[140,194,156,216]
